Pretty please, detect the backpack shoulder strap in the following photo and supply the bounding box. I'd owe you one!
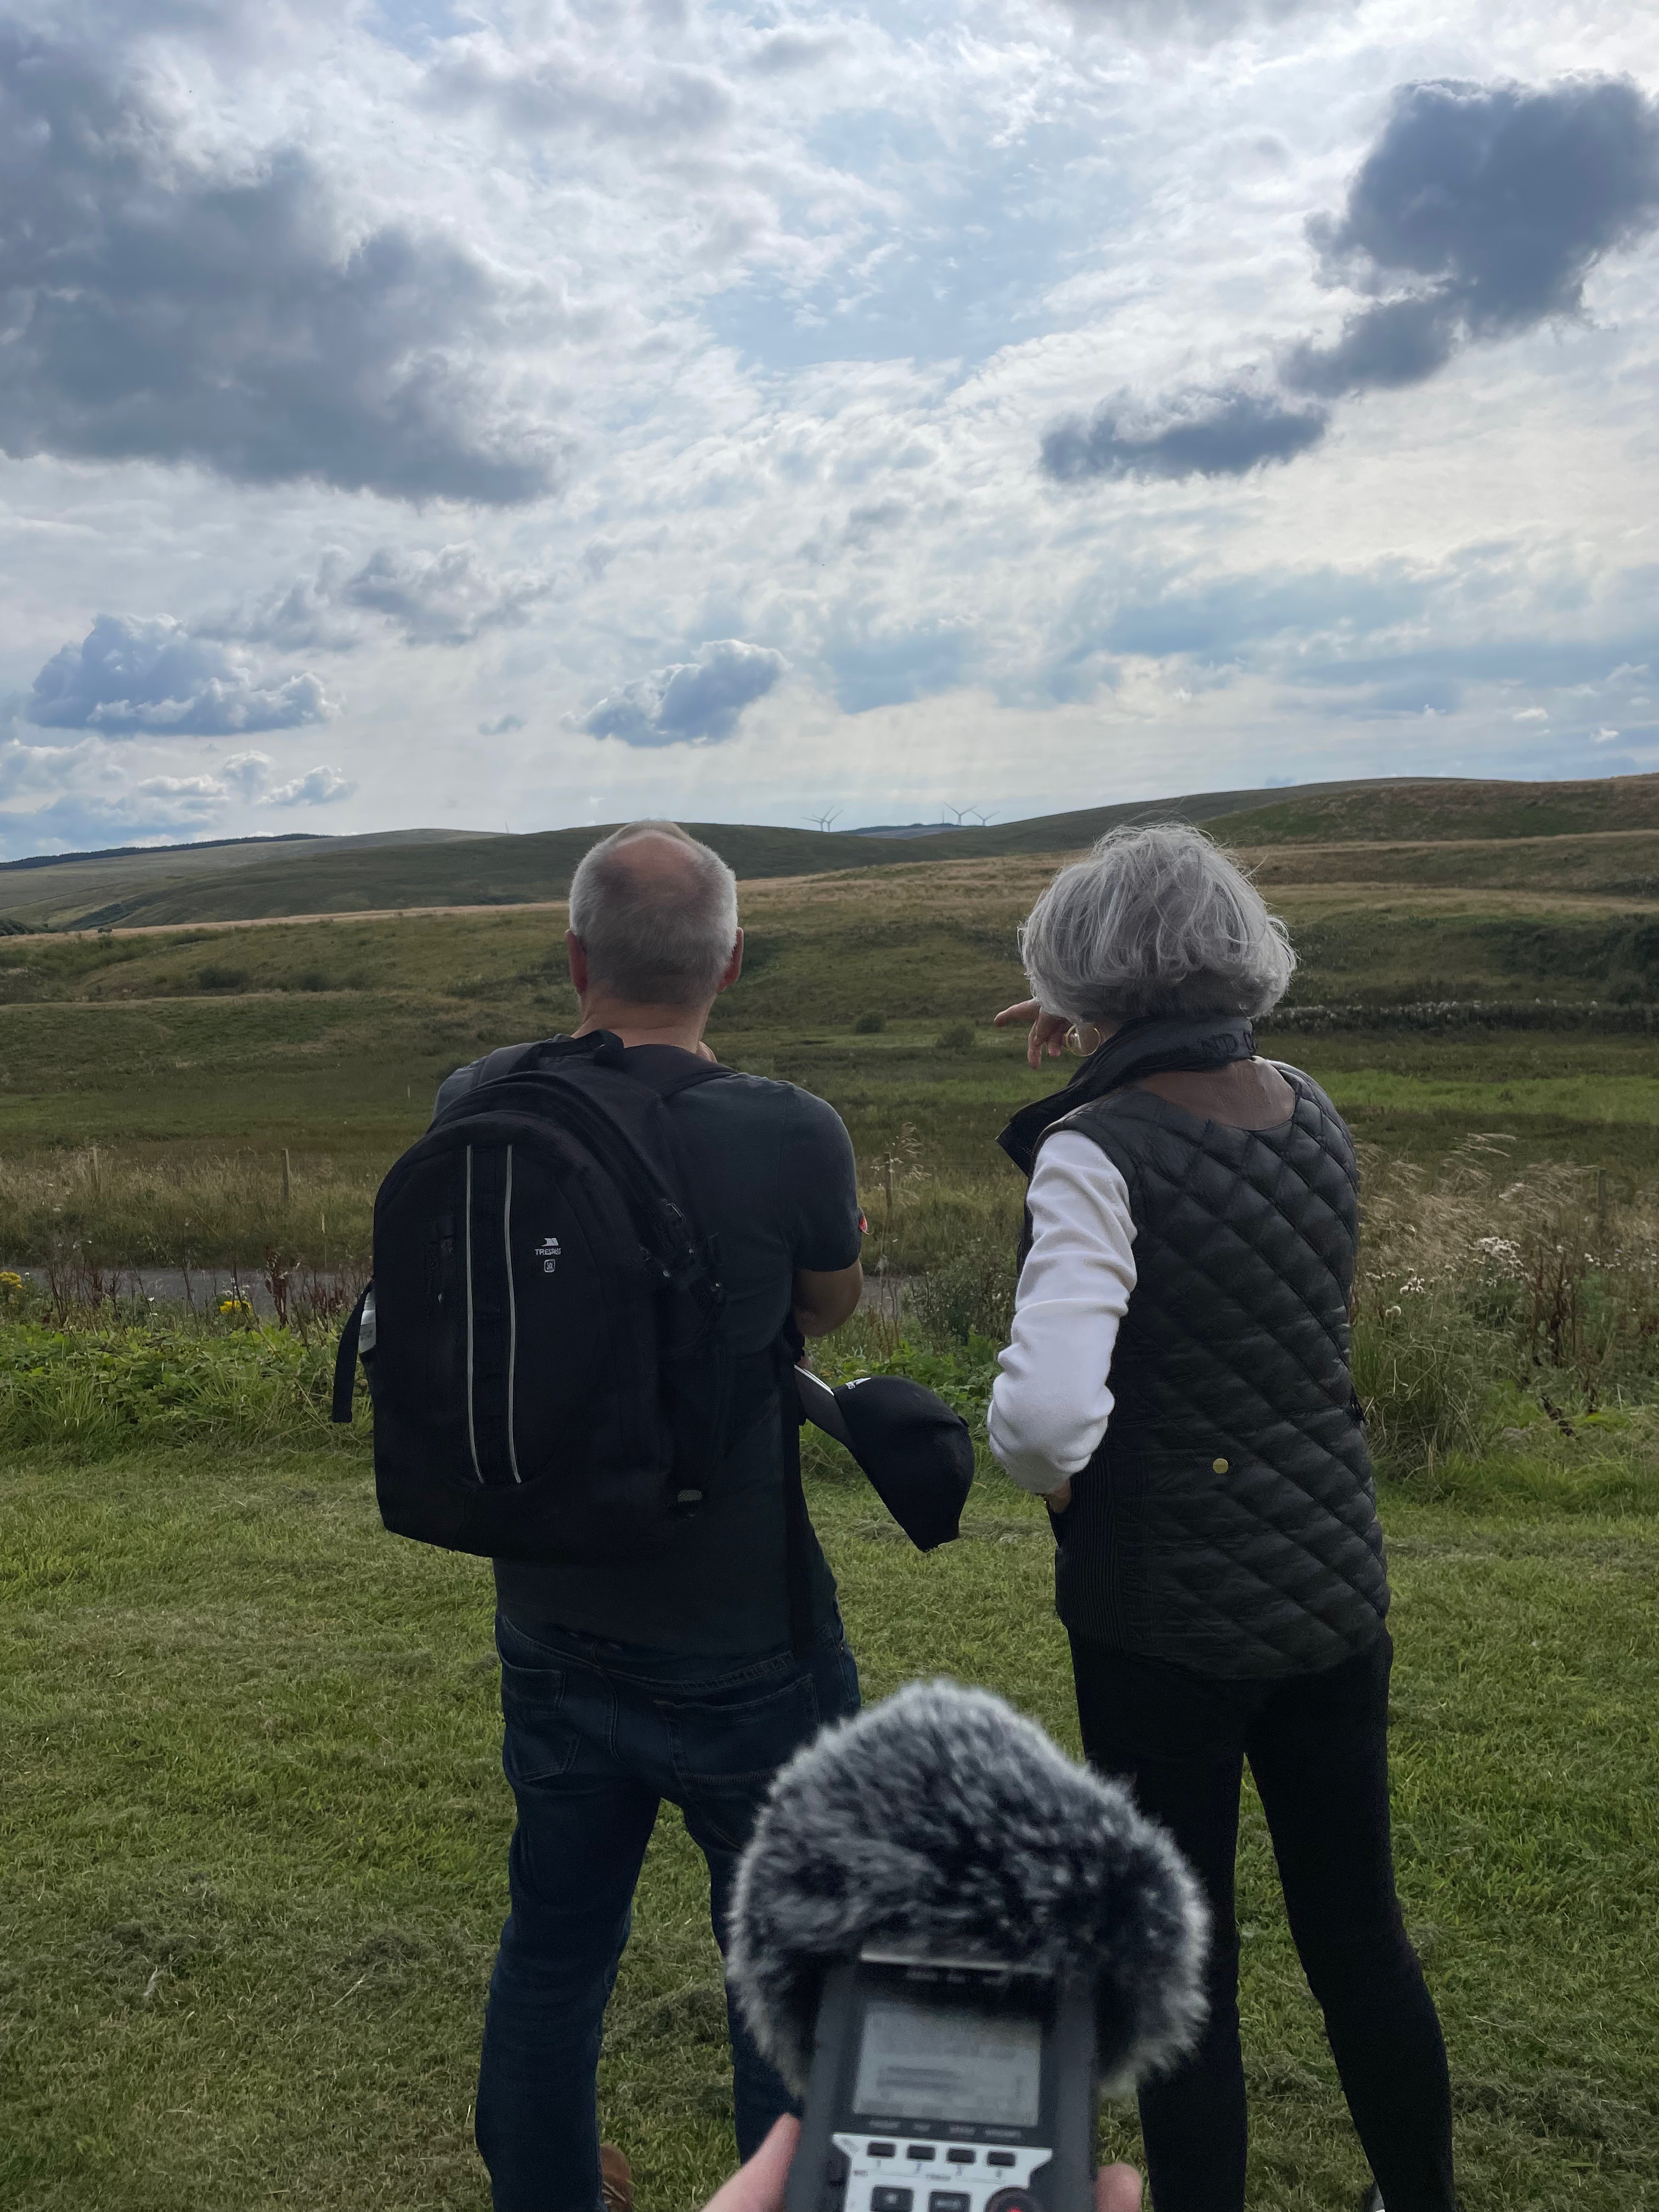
[633,1057,737,1102]
[471,1033,627,1089]
[331,1284,369,1424]
[472,1041,541,1087]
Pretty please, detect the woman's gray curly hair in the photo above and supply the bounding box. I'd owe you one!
[1018,822,1295,1024]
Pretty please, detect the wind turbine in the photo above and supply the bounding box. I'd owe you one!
[805,806,843,832]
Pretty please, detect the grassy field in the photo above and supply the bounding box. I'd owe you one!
[3,1412,1656,2212]
[3,846,1658,2209]
[4,861,1659,1279]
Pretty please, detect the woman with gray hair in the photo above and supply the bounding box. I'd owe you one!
[989,826,1454,2212]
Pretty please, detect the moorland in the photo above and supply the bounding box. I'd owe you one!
[2,778,1657,2210]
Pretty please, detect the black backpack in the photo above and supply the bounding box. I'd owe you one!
[332,1031,737,1565]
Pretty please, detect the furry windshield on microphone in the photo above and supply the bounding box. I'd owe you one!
[727,1679,1209,2096]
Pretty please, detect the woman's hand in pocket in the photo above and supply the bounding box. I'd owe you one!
[1044,1477,1073,1514]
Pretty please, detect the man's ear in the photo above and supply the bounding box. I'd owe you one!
[715,927,744,995]
[566,929,589,997]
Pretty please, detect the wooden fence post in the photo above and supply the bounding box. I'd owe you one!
[282,1149,292,1206]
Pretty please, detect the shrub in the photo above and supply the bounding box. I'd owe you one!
[907,1238,1016,1347]
[853,1011,886,1035]
[935,1020,977,1053]
[196,964,248,992]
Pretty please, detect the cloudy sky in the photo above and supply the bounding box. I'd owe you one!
[3,0,1657,857]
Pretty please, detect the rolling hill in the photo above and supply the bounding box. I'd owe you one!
[0,827,495,933]
[7,771,1659,930]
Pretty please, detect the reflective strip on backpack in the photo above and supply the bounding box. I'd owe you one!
[503,1143,522,1484]
[464,1144,483,1483]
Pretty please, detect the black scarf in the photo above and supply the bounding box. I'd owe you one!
[997,1012,1258,1177]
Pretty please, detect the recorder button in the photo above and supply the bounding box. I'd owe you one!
[946,2151,976,2165]
[868,2145,898,2161]
[871,2191,913,2212]
[929,2193,971,2212]
[985,2155,1017,2169]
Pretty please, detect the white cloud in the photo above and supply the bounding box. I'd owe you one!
[22,615,335,737]
[267,764,355,806]
[582,639,788,748]
[221,751,354,806]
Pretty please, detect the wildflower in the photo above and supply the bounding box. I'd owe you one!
[1475,1235,1522,1276]
[0,1269,22,1293]
[218,1296,253,1317]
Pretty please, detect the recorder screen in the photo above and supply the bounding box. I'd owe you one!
[851,1997,1042,2128]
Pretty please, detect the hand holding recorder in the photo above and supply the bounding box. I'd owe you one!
[726,1681,1208,2212]
[702,2120,1144,2212]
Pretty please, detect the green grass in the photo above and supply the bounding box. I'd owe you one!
[2,1425,1655,2212]
[5,855,1659,2207]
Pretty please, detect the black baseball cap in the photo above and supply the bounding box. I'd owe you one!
[796,1368,974,1551]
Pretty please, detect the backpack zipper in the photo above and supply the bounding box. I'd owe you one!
[464,1146,483,1483]
[504,1143,522,1484]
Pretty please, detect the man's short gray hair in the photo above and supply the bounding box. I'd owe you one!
[1018,823,1295,1024]
[568,820,739,1007]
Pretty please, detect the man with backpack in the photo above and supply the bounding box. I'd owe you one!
[437,822,866,2212]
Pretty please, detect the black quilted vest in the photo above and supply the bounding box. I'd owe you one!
[1008,1037,1389,1678]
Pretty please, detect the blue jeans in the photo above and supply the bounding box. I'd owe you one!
[476,1610,861,2212]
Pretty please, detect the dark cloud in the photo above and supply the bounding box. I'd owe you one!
[1047,73,1659,485]
[336,545,551,644]
[23,615,332,736]
[1282,294,1458,398]
[1041,387,1328,483]
[208,544,555,649]
[583,639,787,747]
[0,26,565,504]
[1285,76,1659,398]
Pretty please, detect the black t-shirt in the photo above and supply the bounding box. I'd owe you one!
[433,1043,863,1654]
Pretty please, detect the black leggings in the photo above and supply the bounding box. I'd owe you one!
[1070,1631,1455,2212]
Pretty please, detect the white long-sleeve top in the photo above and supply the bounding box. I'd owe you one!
[988,1131,1138,1495]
